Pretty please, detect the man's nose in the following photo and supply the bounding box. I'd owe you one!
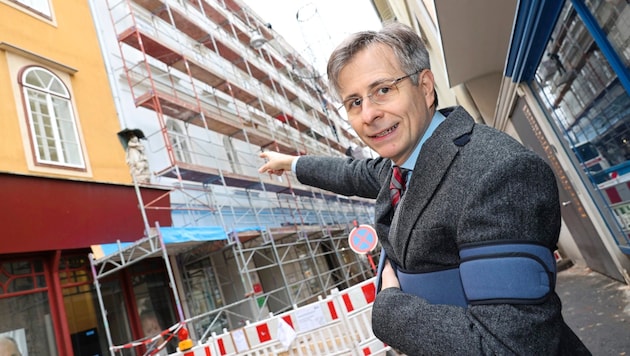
[359,99,382,123]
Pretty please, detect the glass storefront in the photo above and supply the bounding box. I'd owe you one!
[129,261,178,354]
[533,0,630,250]
[60,255,106,355]
[0,254,178,356]
[586,0,630,67]
[0,259,57,356]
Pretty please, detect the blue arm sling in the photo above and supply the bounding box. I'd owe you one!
[376,241,557,307]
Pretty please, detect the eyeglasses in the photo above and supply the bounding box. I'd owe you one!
[339,70,422,117]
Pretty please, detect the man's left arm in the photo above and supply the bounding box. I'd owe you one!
[373,152,566,355]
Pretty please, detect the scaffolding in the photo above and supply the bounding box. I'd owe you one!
[93,0,379,353]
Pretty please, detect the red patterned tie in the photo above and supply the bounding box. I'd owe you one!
[389,166,408,207]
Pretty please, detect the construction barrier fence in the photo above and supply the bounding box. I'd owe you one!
[168,277,390,356]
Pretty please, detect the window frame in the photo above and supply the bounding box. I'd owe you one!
[20,66,86,170]
[166,120,192,164]
[6,0,52,19]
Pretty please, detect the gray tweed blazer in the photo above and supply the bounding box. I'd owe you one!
[296,106,589,355]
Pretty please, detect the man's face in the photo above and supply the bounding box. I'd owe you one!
[338,44,435,165]
[142,317,161,336]
[0,338,20,356]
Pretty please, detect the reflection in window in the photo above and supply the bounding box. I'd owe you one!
[21,67,84,168]
[534,1,630,185]
[131,260,177,353]
[586,0,630,66]
[100,279,132,351]
[533,0,630,249]
[0,259,57,355]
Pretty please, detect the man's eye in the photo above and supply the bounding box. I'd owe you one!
[375,85,393,96]
[345,97,362,110]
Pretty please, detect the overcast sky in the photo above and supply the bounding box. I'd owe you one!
[243,0,382,75]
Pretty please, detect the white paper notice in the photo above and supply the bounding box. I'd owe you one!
[232,328,249,352]
[294,303,326,332]
[276,318,297,349]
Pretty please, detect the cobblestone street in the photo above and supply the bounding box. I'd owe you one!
[557,265,630,355]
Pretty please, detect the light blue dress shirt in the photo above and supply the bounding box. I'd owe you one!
[400,110,446,172]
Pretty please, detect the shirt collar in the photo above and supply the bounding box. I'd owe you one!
[399,110,446,170]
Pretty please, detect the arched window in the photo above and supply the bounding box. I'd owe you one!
[21,67,84,168]
[11,0,52,18]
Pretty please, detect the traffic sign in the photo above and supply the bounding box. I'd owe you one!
[348,224,378,254]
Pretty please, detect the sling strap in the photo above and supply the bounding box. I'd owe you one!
[376,241,557,307]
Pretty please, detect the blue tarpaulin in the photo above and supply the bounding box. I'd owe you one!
[96,226,240,257]
[160,226,228,243]
[231,226,264,234]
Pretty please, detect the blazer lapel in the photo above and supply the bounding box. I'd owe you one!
[390,108,475,268]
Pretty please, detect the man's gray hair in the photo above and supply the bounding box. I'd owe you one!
[326,22,431,102]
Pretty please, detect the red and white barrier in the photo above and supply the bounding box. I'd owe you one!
[599,174,630,232]
[111,322,182,355]
[168,278,390,356]
[212,330,238,355]
[169,344,213,356]
[600,176,630,205]
[339,282,376,314]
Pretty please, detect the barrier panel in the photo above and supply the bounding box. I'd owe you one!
[110,322,182,355]
[168,278,389,356]
[599,174,630,241]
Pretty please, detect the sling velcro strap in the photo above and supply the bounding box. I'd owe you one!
[396,266,468,307]
[377,242,556,307]
[376,250,467,306]
[459,242,556,305]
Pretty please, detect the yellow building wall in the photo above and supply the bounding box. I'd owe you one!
[0,0,132,184]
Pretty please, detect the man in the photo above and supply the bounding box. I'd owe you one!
[140,310,168,356]
[0,336,21,356]
[259,23,589,355]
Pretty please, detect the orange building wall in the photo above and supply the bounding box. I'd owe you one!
[0,0,132,184]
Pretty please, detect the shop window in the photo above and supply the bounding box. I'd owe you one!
[21,67,85,169]
[0,259,57,355]
[59,255,106,356]
[99,279,133,353]
[534,2,630,179]
[586,0,630,65]
[533,0,630,249]
[130,260,177,353]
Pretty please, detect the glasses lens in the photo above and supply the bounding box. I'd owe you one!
[342,72,416,118]
[369,83,397,105]
[344,97,362,113]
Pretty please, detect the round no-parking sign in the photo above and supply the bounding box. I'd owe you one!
[348,224,378,254]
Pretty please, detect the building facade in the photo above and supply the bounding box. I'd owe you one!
[0,0,170,354]
[86,0,378,354]
[373,0,630,282]
[7,0,628,354]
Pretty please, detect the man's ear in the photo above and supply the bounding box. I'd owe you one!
[420,70,436,108]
